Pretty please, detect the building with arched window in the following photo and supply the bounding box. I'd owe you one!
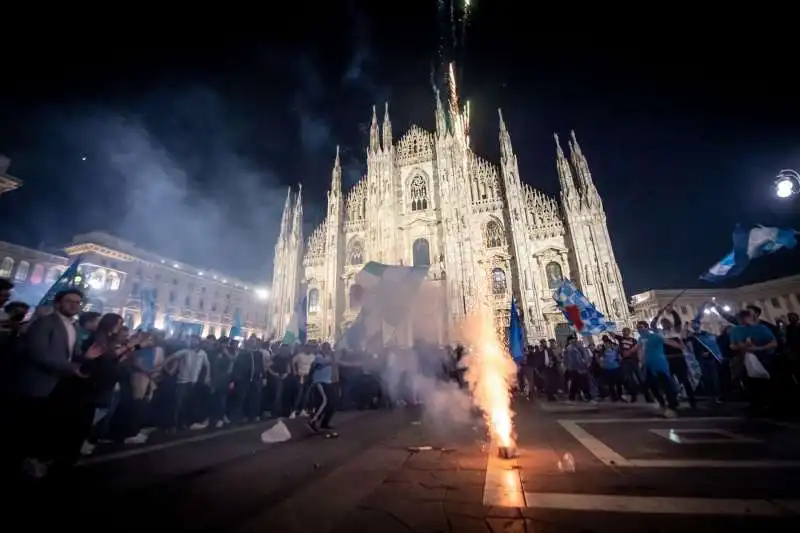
[272,87,630,344]
[0,232,271,339]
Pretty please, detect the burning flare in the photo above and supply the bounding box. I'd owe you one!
[461,303,518,450]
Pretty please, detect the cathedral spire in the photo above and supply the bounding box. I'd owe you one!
[292,183,303,238]
[331,145,342,195]
[279,186,292,240]
[555,133,578,200]
[567,129,599,201]
[382,102,392,151]
[498,108,514,162]
[554,131,565,158]
[369,105,380,154]
[434,87,447,136]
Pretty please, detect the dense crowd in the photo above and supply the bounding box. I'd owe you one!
[3,272,799,484]
[518,303,800,418]
[0,277,464,483]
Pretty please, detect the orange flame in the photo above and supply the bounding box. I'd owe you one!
[460,308,517,449]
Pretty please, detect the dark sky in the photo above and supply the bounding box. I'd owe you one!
[1,2,799,294]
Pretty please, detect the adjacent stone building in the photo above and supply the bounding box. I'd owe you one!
[1,231,270,338]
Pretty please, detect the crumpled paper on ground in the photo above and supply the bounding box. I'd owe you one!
[261,420,292,444]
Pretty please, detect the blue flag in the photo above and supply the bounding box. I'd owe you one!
[508,297,525,362]
[282,287,308,345]
[39,257,82,306]
[701,225,797,282]
[229,308,243,339]
[139,287,157,330]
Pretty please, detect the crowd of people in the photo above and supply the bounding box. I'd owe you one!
[3,272,799,483]
[518,303,800,418]
[0,278,465,484]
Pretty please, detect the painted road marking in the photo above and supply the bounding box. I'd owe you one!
[79,421,276,466]
[557,420,632,467]
[483,445,525,507]
[649,428,763,444]
[557,418,800,468]
[522,493,800,516]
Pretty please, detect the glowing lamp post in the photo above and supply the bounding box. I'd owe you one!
[775,169,800,199]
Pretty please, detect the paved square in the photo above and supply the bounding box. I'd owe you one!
[558,417,800,468]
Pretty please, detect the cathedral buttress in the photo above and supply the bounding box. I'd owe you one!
[325,146,346,339]
[271,186,304,338]
[559,131,629,324]
[498,110,542,340]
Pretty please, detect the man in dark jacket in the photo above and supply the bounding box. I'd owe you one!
[230,339,265,422]
[5,289,84,478]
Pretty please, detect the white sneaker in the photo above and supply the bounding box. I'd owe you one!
[215,420,225,429]
[223,416,231,424]
[80,441,95,456]
[300,410,309,417]
[289,411,297,419]
[190,421,208,430]
[663,408,678,419]
[124,432,149,445]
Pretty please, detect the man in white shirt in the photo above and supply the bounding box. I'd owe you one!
[290,345,316,418]
[166,337,209,430]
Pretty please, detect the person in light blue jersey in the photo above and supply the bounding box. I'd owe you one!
[730,308,778,410]
[598,336,626,401]
[307,350,336,433]
[636,321,680,418]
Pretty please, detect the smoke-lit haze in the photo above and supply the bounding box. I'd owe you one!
[0,5,392,284]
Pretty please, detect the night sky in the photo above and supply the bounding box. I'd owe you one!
[1,2,798,294]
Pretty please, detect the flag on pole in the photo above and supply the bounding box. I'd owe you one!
[229,308,243,339]
[139,287,157,330]
[39,257,83,306]
[701,224,797,282]
[508,297,525,362]
[552,279,616,335]
[282,287,308,345]
[338,262,429,350]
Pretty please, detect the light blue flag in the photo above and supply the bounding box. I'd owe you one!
[701,225,797,282]
[39,257,82,306]
[139,287,157,330]
[508,297,525,362]
[337,262,429,350]
[229,309,243,339]
[282,286,308,345]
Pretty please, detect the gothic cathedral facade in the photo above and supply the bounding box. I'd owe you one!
[271,95,629,345]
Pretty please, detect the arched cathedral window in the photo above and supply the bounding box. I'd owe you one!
[348,241,364,265]
[491,267,507,295]
[484,220,504,248]
[412,238,431,267]
[409,176,428,211]
[308,288,320,313]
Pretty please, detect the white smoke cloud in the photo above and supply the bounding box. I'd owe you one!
[52,86,290,283]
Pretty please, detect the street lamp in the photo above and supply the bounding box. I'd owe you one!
[775,169,800,199]
[254,287,270,300]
